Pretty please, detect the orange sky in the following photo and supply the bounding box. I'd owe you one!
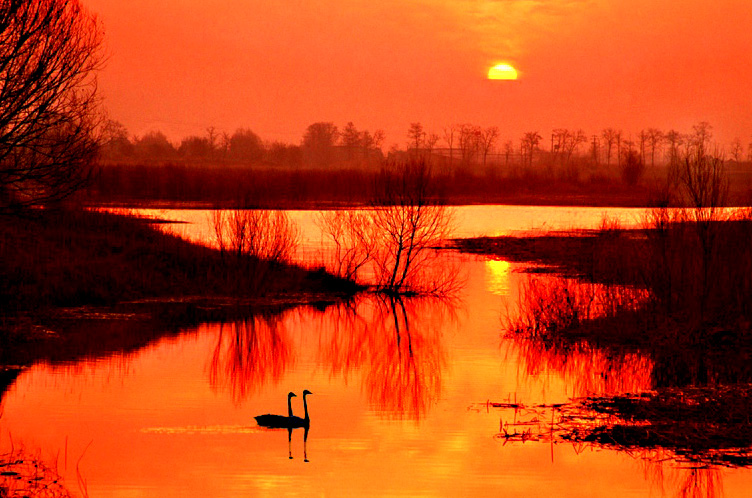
[86,0,752,147]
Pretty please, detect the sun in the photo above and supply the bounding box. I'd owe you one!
[487,63,518,80]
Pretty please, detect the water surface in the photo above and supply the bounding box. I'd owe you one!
[2,206,750,497]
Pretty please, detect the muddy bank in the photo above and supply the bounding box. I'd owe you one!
[0,208,360,371]
[1,294,346,371]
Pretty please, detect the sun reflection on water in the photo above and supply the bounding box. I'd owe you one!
[484,259,512,296]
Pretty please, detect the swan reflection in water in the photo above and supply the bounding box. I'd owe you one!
[207,295,454,421]
[254,390,312,461]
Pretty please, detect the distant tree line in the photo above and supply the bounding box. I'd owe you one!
[100,120,386,169]
[90,118,752,207]
[101,117,752,175]
[405,120,752,170]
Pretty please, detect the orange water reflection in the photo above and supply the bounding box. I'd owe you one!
[4,206,752,496]
[508,337,654,397]
[317,296,449,420]
[2,291,751,497]
[207,315,293,402]
[198,297,448,421]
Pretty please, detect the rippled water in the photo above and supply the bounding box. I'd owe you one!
[2,206,750,497]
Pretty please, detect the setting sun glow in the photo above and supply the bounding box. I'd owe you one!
[487,63,518,80]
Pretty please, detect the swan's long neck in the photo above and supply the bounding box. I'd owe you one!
[287,394,295,418]
[303,393,309,421]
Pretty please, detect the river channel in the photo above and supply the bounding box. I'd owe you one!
[2,205,749,497]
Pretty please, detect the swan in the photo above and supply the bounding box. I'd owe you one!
[254,392,297,428]
[288,390,312,428]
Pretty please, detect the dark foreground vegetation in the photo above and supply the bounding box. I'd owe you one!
[465,214,752,469]
[489,385,752,468]
[0,208,359,347]
[86,162,675,209]
[454,214,752,347]
[457,148,752,470]
[454,146,752,347]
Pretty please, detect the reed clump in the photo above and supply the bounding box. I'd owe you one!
[490,385,752,468]
[465,149,752,346]
[0,445,74,497]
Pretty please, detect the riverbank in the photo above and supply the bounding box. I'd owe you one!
[450,216,752,345]
[0,208,359,364]
[454,217,752,468]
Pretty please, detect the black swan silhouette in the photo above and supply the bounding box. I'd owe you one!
[287,389,312,428]
[254,392,297,428]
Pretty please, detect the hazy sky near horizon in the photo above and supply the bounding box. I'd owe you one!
[86,0,752,147]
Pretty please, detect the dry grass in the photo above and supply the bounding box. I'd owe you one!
[0,444,74,497]
[88,162,670,208]
[457,212,752,344]
[0,208,358,315]
[487,384,752,468]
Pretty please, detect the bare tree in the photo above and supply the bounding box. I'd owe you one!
[407,122,425,153]
[370,159,455,294]
[730,138,743,163]
[425,132,440,158]
[407,122,438,161]
[442,124,458,168]
[690,121,713,154]
[552,128,586,164]
[317,210,377,281]
[676,147,729,319]
[638,129,649,165]
[206,126,218,159]
[645,128,664,167]
[0,1,104,211]
[318,159,456,295]
[678,148,727,221]
[664,129,683,166]
[479,126,500,167]
[458,124,481,167]
[620,137,636,163]
[503,140,514,166]
[520,131,541,168]
[601,128,620,166]
[219,131,231,160]
[212,208,299,265]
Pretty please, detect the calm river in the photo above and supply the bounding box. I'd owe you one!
[2,205,749,496]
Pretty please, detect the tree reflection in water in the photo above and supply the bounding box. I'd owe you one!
[203,296,453,420]
[497,275,752,497]
[317,295,452,420]
[207,313,293,402]
[507,337,654,398]
[651,465,723,498]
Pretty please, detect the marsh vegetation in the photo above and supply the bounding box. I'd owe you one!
[317,159,457,295]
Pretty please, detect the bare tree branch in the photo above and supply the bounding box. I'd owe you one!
[0,0,103,212]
